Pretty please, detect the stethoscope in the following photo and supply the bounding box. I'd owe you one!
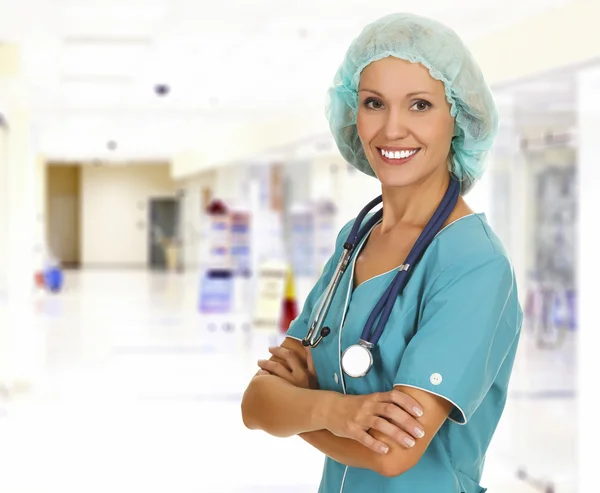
[301,176,460,378]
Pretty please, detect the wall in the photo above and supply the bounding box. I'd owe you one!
[0,44,41,390]
[176,163,257,271]
[312,155,382,233]
[472,0,600,87]
[35,155,47,268]
[0,122,8,295]
[177,170,217,271]
[167,1,599,181]
[171,112,328,181]
[182,155,384,265]
[81,163,176,267]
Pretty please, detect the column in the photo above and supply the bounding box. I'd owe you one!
[490,94,528,300]
[576,65,600,490]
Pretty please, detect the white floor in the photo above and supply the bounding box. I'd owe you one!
[0,270,576,492]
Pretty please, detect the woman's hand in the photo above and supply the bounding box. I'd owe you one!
[257,344,426,455]
[323,390,426,455]
[257,345,319,390]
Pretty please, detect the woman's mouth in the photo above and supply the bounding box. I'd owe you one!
[376,147,420,165]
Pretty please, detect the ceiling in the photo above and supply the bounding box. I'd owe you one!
[0,0,576,162]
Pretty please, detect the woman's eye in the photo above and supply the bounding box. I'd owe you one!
[411,100,432,111]
[364,98,383,110]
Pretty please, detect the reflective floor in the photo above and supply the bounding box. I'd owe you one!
[0,270,576,492]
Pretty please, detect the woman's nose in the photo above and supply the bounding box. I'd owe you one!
[384,110,410,141]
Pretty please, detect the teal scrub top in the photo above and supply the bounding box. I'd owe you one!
[286,212,523,493]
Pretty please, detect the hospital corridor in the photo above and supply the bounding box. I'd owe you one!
[0,270,577,492]
[0,1,597,492]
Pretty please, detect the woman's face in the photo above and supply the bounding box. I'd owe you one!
[356,56,455,189]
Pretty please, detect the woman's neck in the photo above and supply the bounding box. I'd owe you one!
[379,171,453,234]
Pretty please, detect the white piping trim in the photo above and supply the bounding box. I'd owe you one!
[338,261,354,396]
[433,213,480,239]
[339,466,348,493]
[337,329,347,395]
[334,220,374,493]
[338,218,374,395]
[393,383,468,426]
[285,335,302,342]
[352,219,386,289]
[355,264,392,286]
[338,269,353,390]
[338,225,373,493]
[353,219,391,287]
[354,214,482,291]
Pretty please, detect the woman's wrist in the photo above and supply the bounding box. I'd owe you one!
[310,389,340,432]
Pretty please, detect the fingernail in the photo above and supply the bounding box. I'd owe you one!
[414,427,425,438]
[258,359,266,364]
[404,437,416,448]
[380,445,389,454]
[413,407,423,417]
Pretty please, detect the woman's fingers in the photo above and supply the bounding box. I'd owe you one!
[356,430,390,455]
[369,413,420,448]
[257,359,294,383]
[268,346,305,373]
[375,403,425,440]
[378,389,424,418]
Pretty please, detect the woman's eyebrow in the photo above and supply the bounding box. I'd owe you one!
[358,88,385,97]
[358,88,433,98]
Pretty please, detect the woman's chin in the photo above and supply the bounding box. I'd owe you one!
[374,169,417,189]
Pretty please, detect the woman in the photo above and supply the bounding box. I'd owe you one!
[241,12,522,493]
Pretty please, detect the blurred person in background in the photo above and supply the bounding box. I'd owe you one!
[242,13,522,493]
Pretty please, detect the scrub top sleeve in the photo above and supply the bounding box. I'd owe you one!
[393,252,522,424]
[286,219,353,341]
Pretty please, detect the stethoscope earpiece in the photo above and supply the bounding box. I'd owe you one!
[302,327,331,348]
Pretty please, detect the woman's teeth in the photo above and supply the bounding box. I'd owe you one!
[380,149,418,159]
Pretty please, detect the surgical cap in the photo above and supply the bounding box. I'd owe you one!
[326,13,498,194]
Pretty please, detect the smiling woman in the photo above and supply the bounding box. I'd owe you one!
[357,57,455,189]
[242,12,522,493]
[327,13,498,196]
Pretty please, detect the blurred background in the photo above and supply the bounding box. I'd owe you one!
[0,0,597,492]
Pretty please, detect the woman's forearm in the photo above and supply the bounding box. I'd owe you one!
[242,375,378,469]
[242,375,404,477]
[299,430,384,472]
[241,374,335,437]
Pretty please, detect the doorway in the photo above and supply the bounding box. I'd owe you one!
[149,198,179,270]
[46,165,81,268]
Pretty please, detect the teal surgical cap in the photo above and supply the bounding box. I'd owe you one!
[326,13,498,194]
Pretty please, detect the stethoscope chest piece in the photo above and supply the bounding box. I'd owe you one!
[341,340,374,378]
